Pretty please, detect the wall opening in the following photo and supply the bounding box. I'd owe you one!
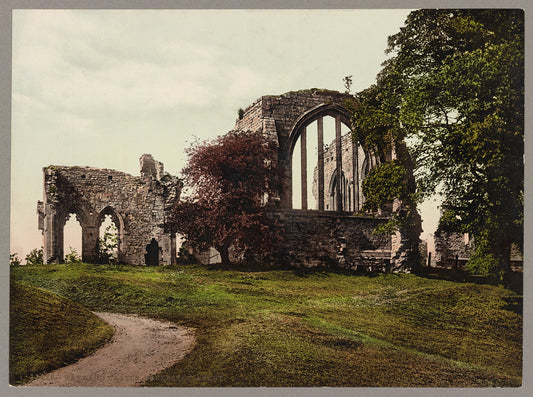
[145,238,160,266]
[63,213,82,261]
[291,114,357,212]
[330,170,349,211]
[99,214,118,263]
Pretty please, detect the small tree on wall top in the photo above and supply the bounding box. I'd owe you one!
[169,130,283,266]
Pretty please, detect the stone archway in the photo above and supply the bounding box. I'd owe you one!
[98,206,125,263]
[329,169,348,212]
[50,205,95,264]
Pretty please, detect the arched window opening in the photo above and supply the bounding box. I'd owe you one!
[330,171,350,212]
[99,214,118,264]
[291,112,366,212]
[63,213,82,262]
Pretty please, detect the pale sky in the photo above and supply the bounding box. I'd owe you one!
[10,9,441,261]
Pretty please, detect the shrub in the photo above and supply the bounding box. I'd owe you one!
[25,248,43,266]
[10,253,21,267]
[98,225,118,264]
[65,247,82,264]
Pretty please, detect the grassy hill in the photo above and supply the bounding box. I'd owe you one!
[10,263,522,387]
[9,280,114,385]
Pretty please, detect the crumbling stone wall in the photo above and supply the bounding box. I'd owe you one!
[270,209,391,269]
[434,230,473,268]
[37,154,182,265]
[234,89,360,207]
[231,89,420,271]
[434,231,523,270]
[312,132,370,212]
[37,89,420,271]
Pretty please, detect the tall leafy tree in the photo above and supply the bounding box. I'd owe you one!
[170,131,283,266]
[353,9,523,273]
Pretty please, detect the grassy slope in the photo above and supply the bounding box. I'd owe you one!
[9,281,115,385]
[11,263,522,387]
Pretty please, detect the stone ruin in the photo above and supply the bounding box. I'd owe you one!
[38,89,421,271]
[37,154,182,265]
[231,89,420,271]
[434,230,523,271]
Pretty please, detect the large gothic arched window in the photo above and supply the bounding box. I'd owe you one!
[289,105,374,212]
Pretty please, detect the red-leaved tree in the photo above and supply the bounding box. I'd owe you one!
[170,130,283,266]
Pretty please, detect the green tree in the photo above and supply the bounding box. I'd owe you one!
[353,9,523,273]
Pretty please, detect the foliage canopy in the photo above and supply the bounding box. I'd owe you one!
[352,9,524,272]
[170,130,283,265]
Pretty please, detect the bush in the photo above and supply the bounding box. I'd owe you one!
[65,247,82,264]
[98,225,118,264]
[10,253,21,267]
[177,242,194,264]
[466,253,499,275]
[25,248,43,266]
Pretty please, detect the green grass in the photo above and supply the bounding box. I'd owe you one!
[9,280,115,385]
[10,263,522,387]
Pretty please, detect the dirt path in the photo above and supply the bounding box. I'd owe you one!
[27,312,196,387]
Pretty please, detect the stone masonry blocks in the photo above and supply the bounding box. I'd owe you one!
[37,154,182,265]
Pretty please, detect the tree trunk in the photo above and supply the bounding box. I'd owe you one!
[495,237,512,273]
[219,245,231,266]
[489,228,512,273]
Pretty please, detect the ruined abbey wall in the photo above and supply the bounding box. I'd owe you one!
[311,132,371,212]
[270,209,392,269]
[434,231,523,270]
[37,154,181,265]
[235,90,355,148]
[232,90,420,271]
[235,90,363,207]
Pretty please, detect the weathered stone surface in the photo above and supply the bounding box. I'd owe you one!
[270,209,392,270]
[312,133,368,212]
[230,89,420,271]
[37,154,182,265]
[434,231,523,270]
[234,89,361,207]
[434,230,474,268]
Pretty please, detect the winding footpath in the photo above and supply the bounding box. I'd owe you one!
[27,313,196,387]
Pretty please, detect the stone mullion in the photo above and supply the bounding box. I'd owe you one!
[335,115,342,211]
[55,221,65,263]
[300,127,307,210]
[43,205,54,263]
[317,117,324,211]
[353,139,359,212]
